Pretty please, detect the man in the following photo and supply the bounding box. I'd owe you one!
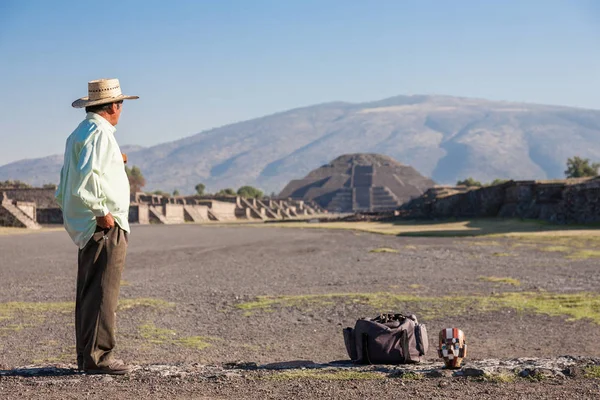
[56,78,138,375]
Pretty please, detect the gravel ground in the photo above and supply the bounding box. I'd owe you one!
[1,224,600,398]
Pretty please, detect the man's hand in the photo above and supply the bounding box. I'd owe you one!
[96,213,115,229]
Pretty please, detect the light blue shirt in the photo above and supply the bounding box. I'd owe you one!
[55,112,130,248]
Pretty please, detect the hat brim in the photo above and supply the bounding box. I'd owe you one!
[72,94,139,108]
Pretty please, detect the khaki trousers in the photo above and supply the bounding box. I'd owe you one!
[76,225,128,369]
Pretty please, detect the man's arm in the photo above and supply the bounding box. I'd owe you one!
[73,131,115,228]
[55,166,64,209]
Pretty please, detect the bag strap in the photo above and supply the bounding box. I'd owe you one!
[361,333,372,365]
[414,325,425,356]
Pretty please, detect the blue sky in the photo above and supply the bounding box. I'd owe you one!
[1,0,599,165]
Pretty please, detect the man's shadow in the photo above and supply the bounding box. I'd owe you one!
[0,366,80,377]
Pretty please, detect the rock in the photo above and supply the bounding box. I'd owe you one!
[261,360,318,370]
[387,370,406,378]
[462,368,485,377]
[530,368,565,380]
[100,376,114,383]
[562,366,585,378]
[438,380,450,388]
[426,369,454,378]
[224,362,258,370]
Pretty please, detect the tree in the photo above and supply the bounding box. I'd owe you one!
[195,183,206,196]
[215,188,236,196]
[0,180,31,189]
[565,156,600,178]
[152,190,170,197]
[42,183,57,190]
[237,186,263,199]
[489,179,508,186]
[173,189,180,196]
[456,177,482,187]
[125,166,146,193]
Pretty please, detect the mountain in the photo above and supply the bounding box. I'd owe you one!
[0,145,145,187]
[2,95,600,194]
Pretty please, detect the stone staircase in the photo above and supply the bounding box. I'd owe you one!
[351,165,373,212]
[352,187,371,211]
[148,206,168,224]
[256,199,280,219]
[207,209,220,221]
[266,200,292,219]
[183,205,208,223]
[328,189,352,212]
[0,199,41,229]
[371,186,401,211]
[239,198,267,220]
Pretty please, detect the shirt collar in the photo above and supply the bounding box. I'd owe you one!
[86,112,117,134]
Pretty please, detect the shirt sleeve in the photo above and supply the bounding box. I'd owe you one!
[73,130,111,217]
[55,166,64,209]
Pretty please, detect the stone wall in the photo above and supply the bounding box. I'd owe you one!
[2,189,325,227]
[15,202,35,220]
[198,200,237,221]
[37,208,63,224]
[0,204,22,227]
[399,178,600,224]
[163,204,185,224]
[183,205,209,222]
[2,188,57,208]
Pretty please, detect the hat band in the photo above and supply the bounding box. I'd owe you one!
[89,87,123,101]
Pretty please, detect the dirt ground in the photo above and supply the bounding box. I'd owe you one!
[1,223,600,399]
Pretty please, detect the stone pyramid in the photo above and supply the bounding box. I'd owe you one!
[279,154,435,212]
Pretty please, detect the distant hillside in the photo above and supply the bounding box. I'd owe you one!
[0,145,145,187]
[2,95,600,194]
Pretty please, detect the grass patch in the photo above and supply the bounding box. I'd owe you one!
[138,322,217,350]
[0,323,35,334]
[139,323,177,344]
[409,284,423,289]
[584,366,600,378]
[175,336,215,350]
[118,298,174,310]
[467,240,502,246]
[0,301,72,322]
[237,292,600,324]
[399,371,423,380]
[540,246,572,253]
[478,276,521,286]
[261,219,600,238]
[266,370,383,381]
[483,372,517,383]
[566,250,600,260]
[369,247,399,253]
[0,298,172,325]
[404,245,417,250]
[492,252,513,257]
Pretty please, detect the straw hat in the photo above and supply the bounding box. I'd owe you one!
[72,78,139,108]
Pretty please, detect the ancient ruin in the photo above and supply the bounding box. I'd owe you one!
[399,177,600,224]
[279,154,435,212]
[0,192,41,229]
[0,188,323,228]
